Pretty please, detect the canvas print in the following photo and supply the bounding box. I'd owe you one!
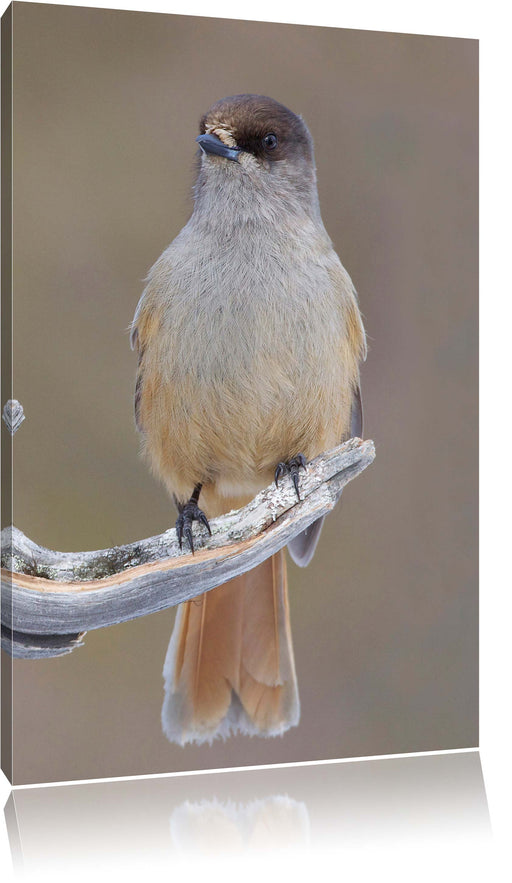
[1,2,478,785]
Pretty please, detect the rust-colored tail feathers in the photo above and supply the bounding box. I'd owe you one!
[162,550,299,745]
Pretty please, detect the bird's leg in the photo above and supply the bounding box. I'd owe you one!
[174,483,211,554]
[274,454,307,501]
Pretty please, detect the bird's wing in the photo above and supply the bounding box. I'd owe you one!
[286,515,325,568]
[129,291,149,432]
[350,383,363,438]
[287,384,363,568]
[129,291,145,351]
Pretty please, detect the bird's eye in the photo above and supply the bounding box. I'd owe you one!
[262,133,278,150]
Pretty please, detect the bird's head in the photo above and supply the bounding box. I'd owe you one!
[194,95,318,217]
[197,93,313,165]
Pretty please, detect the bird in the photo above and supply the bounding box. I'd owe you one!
[130,94,367,745]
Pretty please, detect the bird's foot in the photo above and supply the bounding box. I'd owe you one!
[175,499,211,554]
[274,453,307,501]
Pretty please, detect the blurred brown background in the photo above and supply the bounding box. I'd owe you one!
[7,2,477,784]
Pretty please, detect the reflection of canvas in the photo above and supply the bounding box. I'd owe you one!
[1,3,478,785]
[4,753,490,873]
[170,796,311,853]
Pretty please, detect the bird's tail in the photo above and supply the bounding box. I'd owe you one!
[162,550,300,745]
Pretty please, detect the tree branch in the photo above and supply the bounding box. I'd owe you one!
[1,438,375,657]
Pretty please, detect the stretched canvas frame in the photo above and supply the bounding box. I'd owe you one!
[1,1,478,786]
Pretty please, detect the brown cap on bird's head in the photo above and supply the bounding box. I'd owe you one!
[196,94,314,165]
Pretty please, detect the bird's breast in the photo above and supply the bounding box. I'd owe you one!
[139,221,355,500]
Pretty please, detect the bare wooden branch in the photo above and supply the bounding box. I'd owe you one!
[1,625,86,659]
[1,438,375,653]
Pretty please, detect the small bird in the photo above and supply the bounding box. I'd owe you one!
[131,94,366,745]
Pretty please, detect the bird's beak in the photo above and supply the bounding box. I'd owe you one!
[196,133,241,162]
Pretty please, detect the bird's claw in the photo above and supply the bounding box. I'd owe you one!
[175,502,211,554]
[274,453,307,501]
